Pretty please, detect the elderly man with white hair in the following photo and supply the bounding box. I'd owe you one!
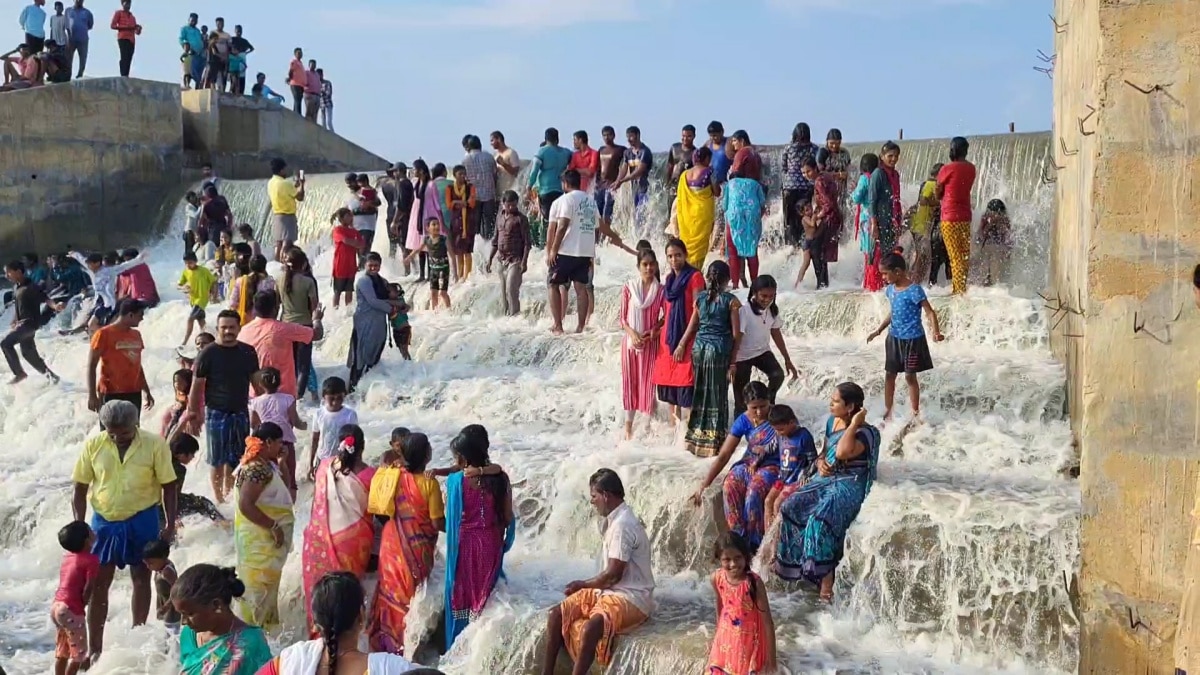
[71,399,177,660]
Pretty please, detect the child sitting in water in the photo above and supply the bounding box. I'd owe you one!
[706,532,777,675]
[52,522,98,675]
[388,283,412,360]
[249,367,306,497]
[763,404,818,528]
[868,250,945,422]
[168,434,226,522]
[142,539,180,633]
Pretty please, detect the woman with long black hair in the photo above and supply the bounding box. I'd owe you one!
[675,260,742,457]
[347,253,399,392]
[404,160,440,283]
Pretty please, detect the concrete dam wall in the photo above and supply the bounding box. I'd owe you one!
[0,78,388,260]
[1051,0,1200,671]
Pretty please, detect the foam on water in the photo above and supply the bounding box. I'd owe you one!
[0,134,1076,674]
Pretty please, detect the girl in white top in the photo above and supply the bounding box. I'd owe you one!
[732,275,798,417]
[249,367,306,497]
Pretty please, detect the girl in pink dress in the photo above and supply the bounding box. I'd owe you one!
[707,532,777,675]
[620,249,666,439]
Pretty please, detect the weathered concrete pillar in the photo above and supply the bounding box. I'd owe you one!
[1051,0,1200,672]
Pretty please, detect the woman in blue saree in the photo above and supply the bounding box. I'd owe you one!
[774,381,880,603]
[443,424,515,651]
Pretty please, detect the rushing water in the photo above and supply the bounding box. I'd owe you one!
[0,133,1078,674]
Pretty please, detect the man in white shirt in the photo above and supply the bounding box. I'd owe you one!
[545,169,623,335]
[490,130,520,196]
[541,469,653,675]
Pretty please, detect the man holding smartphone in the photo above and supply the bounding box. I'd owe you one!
[267,157,304,261]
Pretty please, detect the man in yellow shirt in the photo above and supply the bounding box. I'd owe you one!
[71,399,177,659]
[267,157,305,262]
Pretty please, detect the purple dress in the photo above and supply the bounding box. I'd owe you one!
[450,479,506,619]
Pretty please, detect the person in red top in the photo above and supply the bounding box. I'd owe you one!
[728,130,763,183]
[52,521,99,675]
[87,299,154,423]
[286,47,305,114]
[117,248,159,308]
[303,58,321,122]
[652,239,708,427]
[331,207,364,308]
[110,0,140,77]
[935,136,978,295]
[238,291,323,398]
[568,130,600,194]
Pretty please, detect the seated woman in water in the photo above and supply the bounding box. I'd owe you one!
[257,571,416,675]
[689,382,780,553]
[173,564,272,675]
[773,382,881,602]
[301,425,376,635]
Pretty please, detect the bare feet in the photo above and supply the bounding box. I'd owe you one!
[8,374,26,384]
[573,323,585,334]
[881,409,893,425]
[550,325,564,336]
[819,572,835,604]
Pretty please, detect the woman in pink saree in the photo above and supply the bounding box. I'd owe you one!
[405,159,443,283]
[300,424,376,635]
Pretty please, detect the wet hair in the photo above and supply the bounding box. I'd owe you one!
[827,128,843,141]
[949,136,970,161]
[713,532,765,610]
[58,521,91,553]
[501,189,519,204]
[637,248,660,282]
[322,376,348,397]
[881,140,901,156]
[859,153,880,174]
[836,381,866,413]
[743,381,771,405]
[626,125,640,136]
[881,250,908,272]
[390,427,411,444]
[401,432,432,473]
[987,199,1007,214]
[801,156,819,171]
[432,162,448,178]
[451,425,508,525]
[574,130,588,144]
[693,145,713,166]
[791,122,811,144]
[747,274,779,317]
[255,366,282,394]
[331,207,353,225]
[768,404,798,426]
[284,248,309,294]
[336,424,365,474]
[562,169,582,190]
[589,468,624,499]
[704,260,731,302]
[143,539,171,561]
[707,121,724,134]
[311,571,364,675]
[252,290,279,318]
[253,422,284,442]
[170,433,200,458]
[171,564,246,608]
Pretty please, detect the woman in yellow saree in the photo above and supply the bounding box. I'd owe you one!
[366,432,444,655]
[233,422,295,631]
[675,146,718,270]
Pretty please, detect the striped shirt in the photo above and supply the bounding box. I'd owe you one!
[463,149,497,202]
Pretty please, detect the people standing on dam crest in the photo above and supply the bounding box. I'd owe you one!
[64,0,92,78]
[19,0,47,53]
[109,0,139,78]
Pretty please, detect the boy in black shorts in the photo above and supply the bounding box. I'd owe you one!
[405,218,451,310]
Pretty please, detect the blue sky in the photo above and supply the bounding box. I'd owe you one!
[51,0,1050,163]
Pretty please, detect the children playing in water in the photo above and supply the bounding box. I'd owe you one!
[142,540,180,633]
[309,376,358,480]
[406,219,452,310]
[52,521,97,675]
[177,251,217,346]
[331,207,364,309]
[706,532,777,675]
[388,283,412,360]
[249,367,306,496]
[978,199,1012,287]
[763,404,817,528]
[867,250,945,421]
[168,433,226,522]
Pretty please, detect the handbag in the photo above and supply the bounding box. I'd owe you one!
[367,466,401,516]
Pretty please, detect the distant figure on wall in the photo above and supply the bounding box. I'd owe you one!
[64,0,93,79]
[109,0,139,77]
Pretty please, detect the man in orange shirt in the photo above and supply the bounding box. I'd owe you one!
[568,130,600,194]
[87,299,154,425]
[109,0,139,77]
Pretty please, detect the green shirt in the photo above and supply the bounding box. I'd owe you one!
[178,266,216,309]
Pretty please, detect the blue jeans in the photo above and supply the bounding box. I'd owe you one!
[190,52,206,84]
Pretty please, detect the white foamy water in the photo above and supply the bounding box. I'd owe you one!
[0,142,1076,674]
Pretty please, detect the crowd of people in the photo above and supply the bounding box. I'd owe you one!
[1,115,1028,675]
[8,2,336,132]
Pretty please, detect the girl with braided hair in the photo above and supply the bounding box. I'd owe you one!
[173,564,271,674]
[256,572,416,674]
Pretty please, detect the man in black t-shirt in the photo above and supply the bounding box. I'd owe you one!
[2,259,62,384]
[185,309,258,503]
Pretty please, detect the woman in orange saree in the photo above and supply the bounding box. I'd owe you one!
[366,432,444,655]
[300,426,376,634]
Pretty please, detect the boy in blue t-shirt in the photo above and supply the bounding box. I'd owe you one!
[868,250,945,422]
[764,404,817,527]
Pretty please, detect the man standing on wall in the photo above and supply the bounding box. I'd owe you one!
[19,0,47,53]
[178,13,204,89]
[268,158,305,262]
[109,0,138,78]
[318,68,333,131]
[230,24,252,94]
[304,59,321,122]
[64,0,92,78]
[287,47,305,115]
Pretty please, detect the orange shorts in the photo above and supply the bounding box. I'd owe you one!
[560,589,648,666]
[51,601,88,662]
